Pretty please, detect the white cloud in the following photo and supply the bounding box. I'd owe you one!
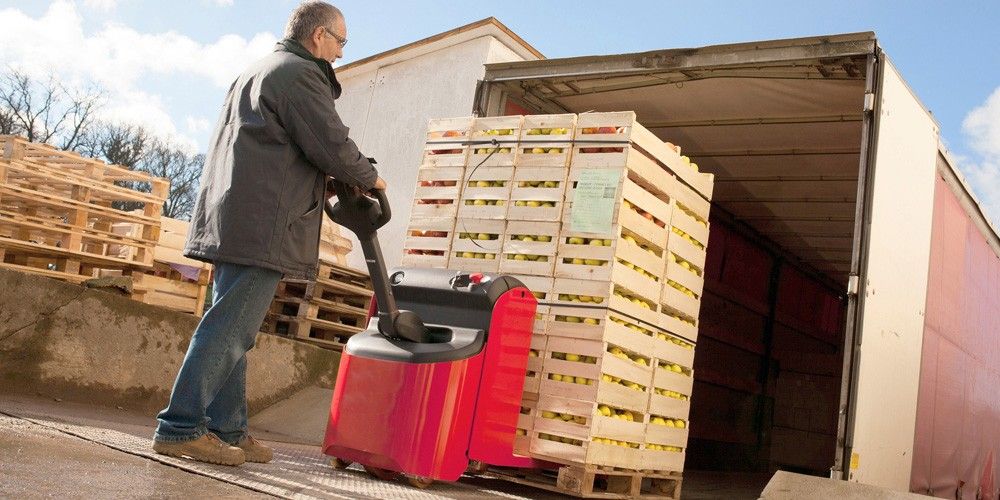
[961,86,1000,227]
[83,0,120,10]
[212,0,235,6]
[186,116,213,135]
[0,1,277,149]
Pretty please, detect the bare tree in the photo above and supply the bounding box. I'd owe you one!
[0,106,16,135]
[141,142,202,220]
[77,121,203,220]
[0,67,104,150]
[78,122,150,169]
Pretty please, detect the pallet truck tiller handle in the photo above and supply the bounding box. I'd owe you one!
[325,178,430,343]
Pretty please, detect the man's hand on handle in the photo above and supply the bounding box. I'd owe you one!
[327,176,387,200]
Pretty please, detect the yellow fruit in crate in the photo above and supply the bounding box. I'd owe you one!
[583,318,599,325]
[474,253,485,259]
[461,251,475,258]
[522,235,535,243]
[657,333,668,341]
[635,358,648,366]
[566,316,582,323]
[679,260,691,270]
[516,429,526,436]
[690,162,699,172]
[560,413,573,421]
[675,420,686,429]
[627,382,641,391]
[623,412,634,422]
[565,353,581,362]
[623,235,637,245]
[598,405,612,416]
[538,235,552,242]
[584,259,603,266]
[602,239,613,246]
[527,128,541,135]
[571,258,585,265]
[609,346,624,356]
[550,374,563,382]
[568,237,585,245]
[601,374,613,383]
[500,148,511,153]
[543,181,558,188]
[541,411,557,419]
[473,199,487,206]
[485,253,495,259]
[515,201,526,206]
[530,147,546,154]
[529,350,539,357]
[476,180,490,188]
[526,200,541,208]
[652,417,667,426]
[665,420,676,428]
[513,254,527,261]
[573,416,587,425]
[575,376,588,385]
[671,364,683,373]
[681,155,691,165]
[548,148,562,154]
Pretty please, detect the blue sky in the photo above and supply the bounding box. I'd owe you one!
[2,0,999,220]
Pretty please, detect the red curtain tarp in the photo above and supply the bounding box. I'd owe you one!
[911,174,1000,498]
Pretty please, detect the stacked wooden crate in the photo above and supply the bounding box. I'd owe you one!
[402,113,714,492]
[262,258,373,351]
[0,135,169,283]
[112,215,213,316]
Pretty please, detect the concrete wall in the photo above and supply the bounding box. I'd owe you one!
[335,34,534,271]
[0,268,340,416]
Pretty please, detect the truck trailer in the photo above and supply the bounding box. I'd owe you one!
[473,31,999,498]
[335,27,999,498]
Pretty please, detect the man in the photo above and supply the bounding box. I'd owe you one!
[152,1,386,466]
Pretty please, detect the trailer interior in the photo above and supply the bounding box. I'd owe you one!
[478,32,877,483]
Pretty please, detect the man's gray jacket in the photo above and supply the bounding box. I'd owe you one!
[184,39,377,279]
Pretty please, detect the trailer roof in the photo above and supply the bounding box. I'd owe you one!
[481,32,878,285]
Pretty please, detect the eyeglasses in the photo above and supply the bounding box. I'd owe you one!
[323,27,347,48]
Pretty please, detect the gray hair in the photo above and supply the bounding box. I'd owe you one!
[284,2,343,42]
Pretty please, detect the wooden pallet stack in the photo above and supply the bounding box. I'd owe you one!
[108,215,213,316]
[262,259,373,351]
[402,113,715,497]
[0,135,169,283]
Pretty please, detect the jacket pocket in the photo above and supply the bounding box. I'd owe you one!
[291,199,320,228]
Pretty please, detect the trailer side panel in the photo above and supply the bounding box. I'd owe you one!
[849,60,938,490]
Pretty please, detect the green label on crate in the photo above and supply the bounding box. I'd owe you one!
[571,169,621,234]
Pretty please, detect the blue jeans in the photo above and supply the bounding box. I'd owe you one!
[154,262,282,444]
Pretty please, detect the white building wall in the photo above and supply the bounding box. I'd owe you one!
[334,35,533,271]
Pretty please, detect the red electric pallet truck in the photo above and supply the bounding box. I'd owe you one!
[321,179,546,488]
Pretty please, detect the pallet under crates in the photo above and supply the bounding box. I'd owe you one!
[262,260,373,351]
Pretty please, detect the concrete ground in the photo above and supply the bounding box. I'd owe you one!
[0,394,571,499]
[0,393,778,499]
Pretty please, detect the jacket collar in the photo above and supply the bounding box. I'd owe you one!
[276,38,342,99]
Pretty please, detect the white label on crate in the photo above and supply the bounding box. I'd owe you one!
[571,169,621,234]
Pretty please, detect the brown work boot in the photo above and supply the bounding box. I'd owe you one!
[235,435,273,463]
[152,433,246,466]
